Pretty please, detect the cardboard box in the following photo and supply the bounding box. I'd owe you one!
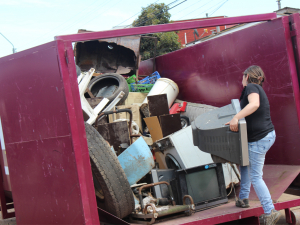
[123,92,148,105]
[144,114,181,143]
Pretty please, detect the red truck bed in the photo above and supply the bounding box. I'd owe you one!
[0,12,300,225]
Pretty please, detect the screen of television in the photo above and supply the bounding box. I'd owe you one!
[186,169,220,203]
[173,163,227,209]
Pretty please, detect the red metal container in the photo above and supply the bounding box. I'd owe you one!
[0,12,300,225]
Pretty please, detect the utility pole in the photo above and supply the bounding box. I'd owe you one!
[276,0,281,10]
[0,33,16,54]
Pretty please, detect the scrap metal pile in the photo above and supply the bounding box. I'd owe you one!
[77,65,241,224]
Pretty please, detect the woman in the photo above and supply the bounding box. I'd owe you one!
[225,65,279,225]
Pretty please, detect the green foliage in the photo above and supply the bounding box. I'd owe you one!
[133,3,181,60]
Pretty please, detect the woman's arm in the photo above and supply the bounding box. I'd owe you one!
[225,93,260,132]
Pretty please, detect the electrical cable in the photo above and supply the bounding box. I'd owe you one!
[167,0,181,6]
[132,0,187,28]
[169,0,188,10]
[208,0,228,16]
[125,0,185,28]
[189,0,226,19]
[171,0,205,18]
[179,0,218,19]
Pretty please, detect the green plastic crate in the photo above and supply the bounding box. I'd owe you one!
[126,75,136,84]
[130,84,154,93]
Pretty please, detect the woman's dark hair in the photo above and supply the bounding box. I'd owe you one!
[244,65,265,86]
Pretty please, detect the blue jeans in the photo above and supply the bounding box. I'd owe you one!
[239,130,276,214]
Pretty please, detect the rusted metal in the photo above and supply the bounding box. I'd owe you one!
[182,195,195,216]
[143,203,157,216]
[139,182,174,210]
[96,121,130,154]
[74,30,141,75]
[131,205,193,224]
[183,195,195,207]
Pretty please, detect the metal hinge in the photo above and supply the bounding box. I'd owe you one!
[64,50,69,64]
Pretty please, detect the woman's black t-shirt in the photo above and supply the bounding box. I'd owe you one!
[240,83,274,142]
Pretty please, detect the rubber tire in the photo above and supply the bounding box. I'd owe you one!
[85,123,134,218]
[180,115,190,128]
[88,73,129,105]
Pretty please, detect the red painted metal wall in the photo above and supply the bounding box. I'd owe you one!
[0,41,99,224]
[139,15,300,165]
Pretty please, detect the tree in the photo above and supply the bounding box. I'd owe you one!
[133,3,181,60]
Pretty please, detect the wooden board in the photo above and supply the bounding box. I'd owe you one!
[147,94,169,117]
[123,92,148,105]
[97,121,130,153]
[132,135,153,145]
[143,117,163,143]
[108,105,142,132]
[155,151,168,169]
[159,114,182,137]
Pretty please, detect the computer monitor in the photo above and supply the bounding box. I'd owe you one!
[173,163,227,209]
[192,99,249,166]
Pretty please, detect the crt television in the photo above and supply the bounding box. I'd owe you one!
[192,99,249,166]
[172,163,227,209]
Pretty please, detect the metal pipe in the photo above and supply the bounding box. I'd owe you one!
[229,162,241,182]
[138,181,170,210]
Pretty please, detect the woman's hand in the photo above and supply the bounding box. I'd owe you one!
[225,93,259,132]
[225,117,239,132]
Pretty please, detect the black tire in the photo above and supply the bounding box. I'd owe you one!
[85,123,134,218]
[180,115,190,129]
[88,73,129,105]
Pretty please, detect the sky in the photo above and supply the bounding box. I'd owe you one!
[0,0,299,58]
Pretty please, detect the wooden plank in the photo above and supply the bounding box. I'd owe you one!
[159,114,181,137]
[143,117,163,143]
[147,94,169,117]
[96,121,130,153]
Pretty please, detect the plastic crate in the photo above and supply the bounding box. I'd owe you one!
[126,74,136,84]
[138,71,161,84]
[130,84,154,93]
